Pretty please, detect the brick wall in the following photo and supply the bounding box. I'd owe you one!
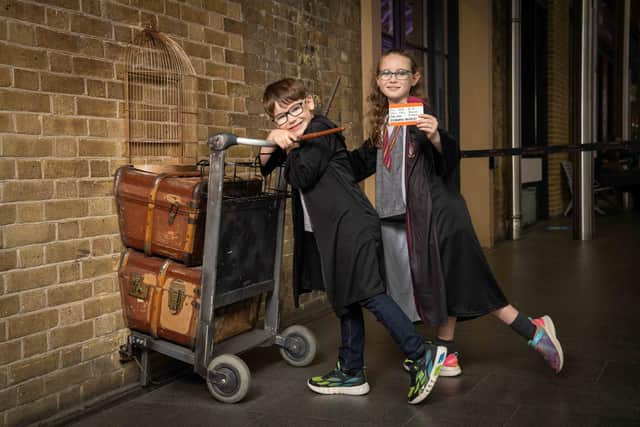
[547,0,570,216]
[0,1,361,425]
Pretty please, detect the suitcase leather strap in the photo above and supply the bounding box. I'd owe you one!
[150,258,171,336]
[144,174,168,256]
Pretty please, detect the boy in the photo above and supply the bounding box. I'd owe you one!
[259,78,446,404]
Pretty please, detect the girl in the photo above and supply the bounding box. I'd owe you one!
[349,49,563,376]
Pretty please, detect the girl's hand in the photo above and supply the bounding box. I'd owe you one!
[267,129,298,151]
[416,114,442,153]
[416,114,439,140]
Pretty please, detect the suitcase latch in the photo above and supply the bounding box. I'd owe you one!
[168,280,186,314]
[168,202,179,225]
[128,274,149,299]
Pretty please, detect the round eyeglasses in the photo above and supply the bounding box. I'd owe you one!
[377,69,412,80]
[273,101,304,126]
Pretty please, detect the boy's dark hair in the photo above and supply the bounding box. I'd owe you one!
[263,78,307,117]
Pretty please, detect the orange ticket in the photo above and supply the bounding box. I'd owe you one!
[388,102,424,126]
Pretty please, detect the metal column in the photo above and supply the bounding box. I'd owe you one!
[621,0,632,210]
[510,0,522,240]
[575,0,595,240]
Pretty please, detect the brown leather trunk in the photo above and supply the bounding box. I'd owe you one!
[118,249,261,348]
[114,166,262,266]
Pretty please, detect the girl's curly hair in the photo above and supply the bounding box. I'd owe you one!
[365,49,425,148]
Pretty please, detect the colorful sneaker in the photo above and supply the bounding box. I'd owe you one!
[307,361,370,396]
[404,352,462,377]
[529,315,564,373]
[406,344,447,404]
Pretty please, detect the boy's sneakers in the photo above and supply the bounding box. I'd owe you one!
[307,361,370,396]
[529,315,564,373]
[403,351,462,377]
[405,344,447,404]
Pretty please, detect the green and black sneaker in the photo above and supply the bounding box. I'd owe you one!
[307,361,370,396]
[406,344,447,404]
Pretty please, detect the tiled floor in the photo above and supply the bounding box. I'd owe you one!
[66,213,640,427]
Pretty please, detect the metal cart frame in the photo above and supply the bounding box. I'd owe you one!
[121,133,317,403]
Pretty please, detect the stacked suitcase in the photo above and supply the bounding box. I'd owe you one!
[114,165,263,349]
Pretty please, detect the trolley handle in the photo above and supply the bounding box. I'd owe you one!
[208,127,345,152]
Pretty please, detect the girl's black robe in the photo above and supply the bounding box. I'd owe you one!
[261,115,386,316]
[348,111,508,327]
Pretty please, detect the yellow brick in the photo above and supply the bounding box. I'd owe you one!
[58,261,81,283]
[6,266,58,293]
[46,240,91,264]
[8,310,58,339]
[58,385,81,411]
[16,202,44,222]
[58,221,80,241]
[51,94,75,115]
[83,293,121,319]
[0,249,18,271]
[45,200,88,221]
[17,377,45,405]
[2,181,54,202]
[91,237,112,256]
[14,70,39,91]
[0,295,20,317]
[44,362,92,394]
[0,89,48,114]
[60,345,82,368]
[43,116,87,136]
[2,135,53,157]
[58,303,84,326]
[48,282,93,307]
[0,44,47,70]
[78,180,113,197]
[46,8,69,30]
[86,79,106,97]
[54,181,79,199]
[44,159,89,178]
[50,320,93,349]
[81,371,122,402]
[22,333,47,358]
[14,114,41,135]
[19,246,44,268]
[79,138,121,156]
[0,112,12,132]
[6,395,57,427]
[8,352,58,385]
[80,216,119,237]
[54,137,78,157]
[0,159,15,180]
[19,289,46,313]
[73,57,114,79]
[16,160,42,179]
[88,119,108,137]
[41,73,85,95]
[0,387,17,413]
[3,223,55,248]
[89,160,110,177]
[93,277,115,295]
[77,98,117,118]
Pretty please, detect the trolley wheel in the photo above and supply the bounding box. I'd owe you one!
[279,325,317,367]
[206,354,250,403]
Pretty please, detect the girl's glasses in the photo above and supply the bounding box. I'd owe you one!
[273,101,304,126]
[377,69,412,80]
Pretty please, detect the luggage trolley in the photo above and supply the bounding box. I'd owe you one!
[121,133,318,403]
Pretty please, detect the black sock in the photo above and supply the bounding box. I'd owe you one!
[434,338,456,354]
[510,313,536,340]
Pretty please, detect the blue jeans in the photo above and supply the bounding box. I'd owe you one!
[338,293,425,372]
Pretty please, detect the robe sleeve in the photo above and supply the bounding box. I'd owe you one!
[259,147,287,177]
[431,128,460,178]
[285,135,337,192]
[347,141,378,182]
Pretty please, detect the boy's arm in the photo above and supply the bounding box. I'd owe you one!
[284,135,335,191]
[259,147,287,177]
[347,141,377,182]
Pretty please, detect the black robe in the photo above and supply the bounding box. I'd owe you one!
[261,115,386,316]
[349,109,508,327]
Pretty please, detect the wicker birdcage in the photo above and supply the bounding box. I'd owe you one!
[125,27,198,171]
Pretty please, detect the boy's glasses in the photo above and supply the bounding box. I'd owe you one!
[273,101,304,126]
[377,69,412,80]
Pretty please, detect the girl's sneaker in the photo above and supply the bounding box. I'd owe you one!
[406,344,447,404]
[403,351,462,377]
[529,315,564,373]
[307,361,370,396]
